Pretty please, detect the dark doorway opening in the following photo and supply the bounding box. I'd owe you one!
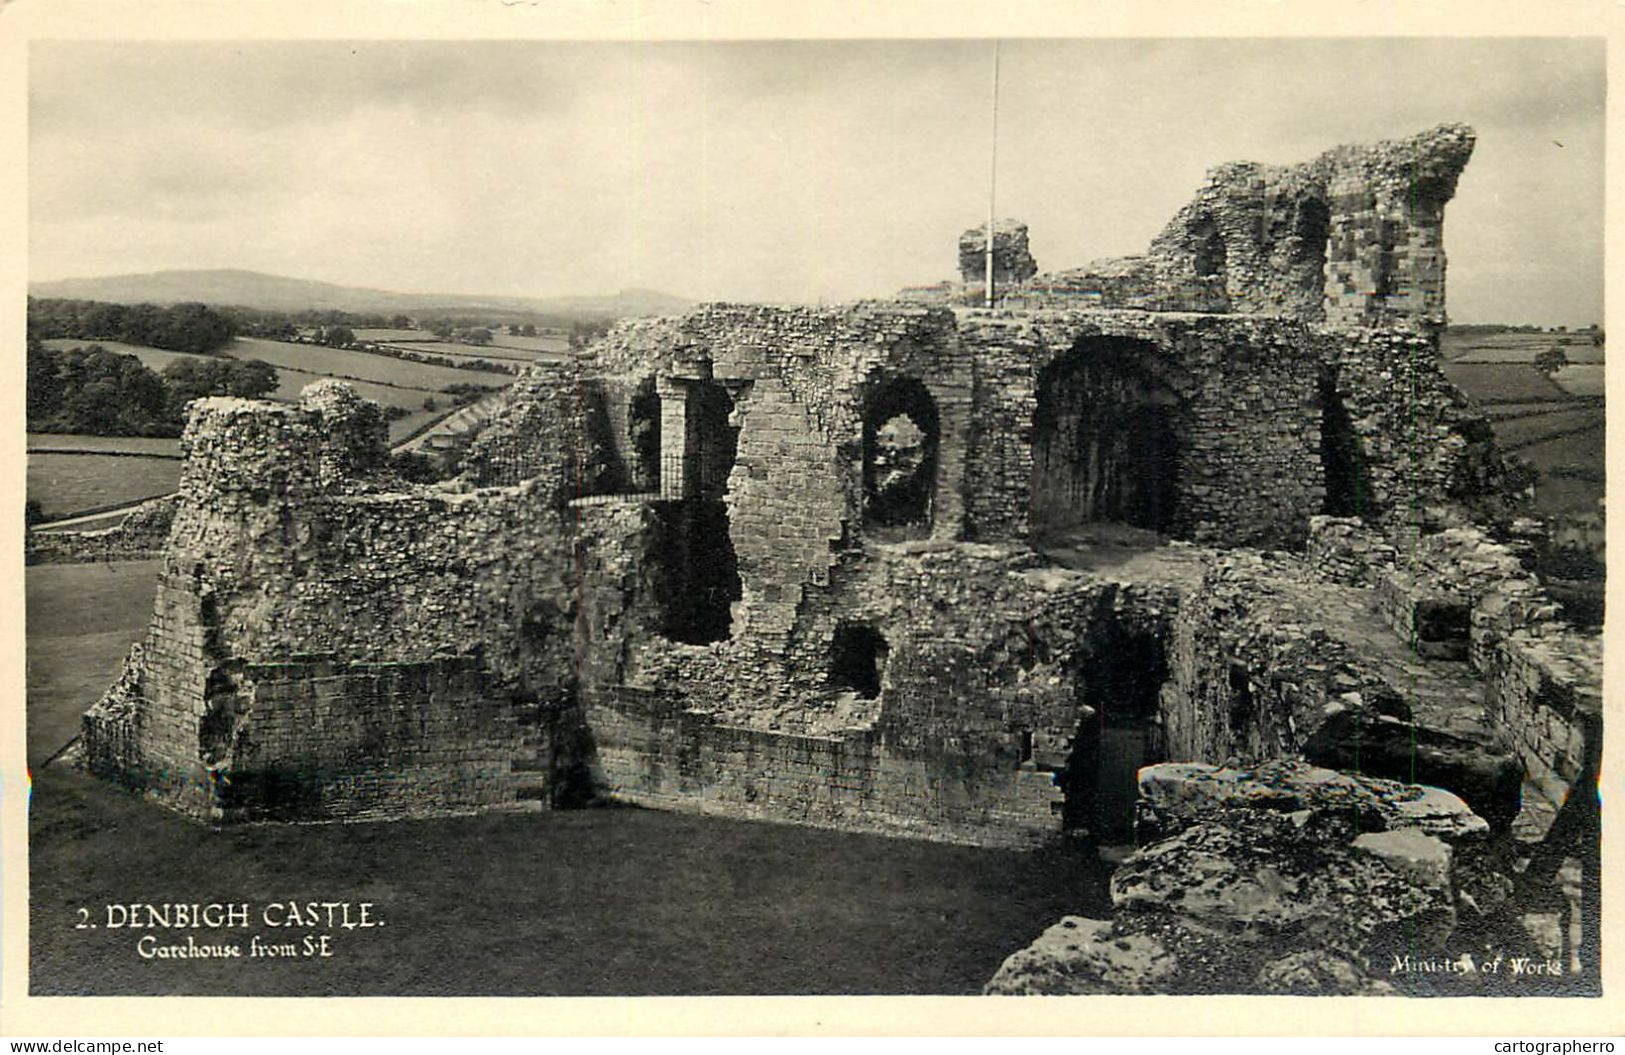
[650,498,741,644]
[651,377,741,644]
[1031,339,1183,538]
[1057,629,1168,844]
[1319,371,1369,517]
[862,376,940,536]
[629,378,661,493]
[1191,213,1227,281]
[1289,197,1331,308]
[685,380,737,500]
[829,623,889,699]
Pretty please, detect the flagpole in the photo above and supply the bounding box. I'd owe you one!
[986,41,1000,309]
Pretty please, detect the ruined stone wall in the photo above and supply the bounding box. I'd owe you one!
[25,495,177,564]
[82,382,589,819]
[1160,551,1378,764]
[579,305,979,651]
[959,219,1038,288]
[1319,325,1499,529]
[582,543,1183,846]
[975,125,1476,333]
[587,684,1066,848]
[209,656,519,821]
[1372,524,1603,807]
[958,311,1326,546]
[1481,626,1602,809]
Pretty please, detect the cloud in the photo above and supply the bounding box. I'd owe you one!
[28,38,1606,324]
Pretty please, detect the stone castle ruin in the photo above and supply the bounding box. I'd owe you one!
[77,125,1602,992]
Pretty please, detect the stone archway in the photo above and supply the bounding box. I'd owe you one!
[862,376,940,536]
[1031,337,1184,538]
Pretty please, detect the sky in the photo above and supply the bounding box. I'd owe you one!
[28,37,1606,326]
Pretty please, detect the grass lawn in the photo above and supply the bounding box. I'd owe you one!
[27,454,182,520]
[25,560,161,767]
[27,433,181,456]
[28,768,1102,996]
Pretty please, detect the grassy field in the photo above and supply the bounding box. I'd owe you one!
[27,433,181,456]
[41,338,212,373]
[250,363,450,442]
[1440,330,1604,362]
[225,338,508,393]
[28,454,182,520]
[24,561,1102,996]
[25,560,160,766]
[351,328,429,342]
[1434,351,1604,522]
[383,340,556,363]
[1553,364,1605,398]
[489,334,571,355]
[1441,362,1571,403]
[1489,407,1604,448]
[352,329,570,356]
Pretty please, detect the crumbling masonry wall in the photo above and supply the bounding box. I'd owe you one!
[80,297,1522,832]
[963,125,1476,332]
[82,378,592,820]
[78,123,1589,856]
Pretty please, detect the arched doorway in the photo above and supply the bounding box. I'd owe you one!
[862,376,939,537]
[1031,338,1184,539]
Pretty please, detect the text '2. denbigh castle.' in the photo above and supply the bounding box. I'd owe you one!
[77,125,1601,994]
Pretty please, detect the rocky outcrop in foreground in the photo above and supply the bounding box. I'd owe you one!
[986,760,1555,996]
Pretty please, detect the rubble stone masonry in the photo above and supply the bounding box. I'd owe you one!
[76,125,1594,859]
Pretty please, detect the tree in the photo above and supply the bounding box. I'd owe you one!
[322,326,355,349]
[520,324,537,337]
[462,327,492,347]
[391,315,413,330]
[27,337,64,422]
[1533,345,1569,377]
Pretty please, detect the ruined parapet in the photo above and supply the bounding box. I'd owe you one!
[176,382,386,505]
[987,125,1475,328]
[299,378,389,485]
[1142,124,1474,328]
[958,219,1037,288]
[1321,123,1476,331]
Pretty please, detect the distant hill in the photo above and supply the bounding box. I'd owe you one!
[29,269,692,320]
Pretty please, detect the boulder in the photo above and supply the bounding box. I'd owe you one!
[1135,759,1489,844]
[1302,709,1523,832]
[993,761,1499,995]
[983,916,1178,995]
